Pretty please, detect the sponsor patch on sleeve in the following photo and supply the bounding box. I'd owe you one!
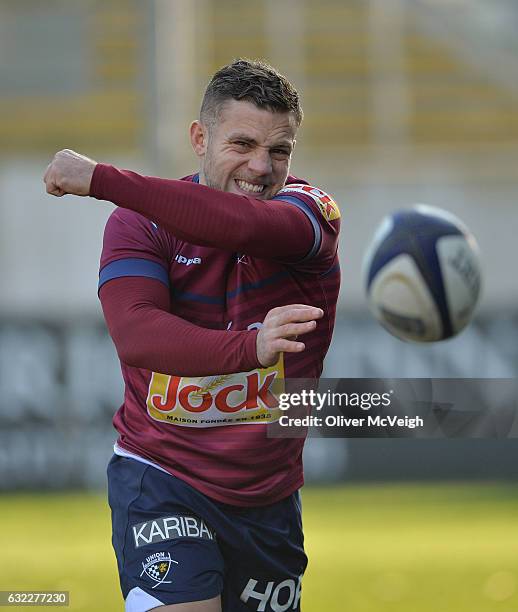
[280,184,341,221]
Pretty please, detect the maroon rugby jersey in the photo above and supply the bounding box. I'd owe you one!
[94,165,340,506]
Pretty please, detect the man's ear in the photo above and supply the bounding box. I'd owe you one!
[190,120,208,157]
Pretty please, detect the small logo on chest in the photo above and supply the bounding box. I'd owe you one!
[175,254,202,266]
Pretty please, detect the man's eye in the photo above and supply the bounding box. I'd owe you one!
[234,141,251,148]
[272,149,290,157]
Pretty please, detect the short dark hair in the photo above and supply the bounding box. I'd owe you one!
[200,58,303,128]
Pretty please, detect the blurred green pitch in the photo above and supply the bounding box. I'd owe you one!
[1,484,517,611]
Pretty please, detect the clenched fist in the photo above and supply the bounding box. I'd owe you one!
[43,149,97,197]
[256,305,324,368]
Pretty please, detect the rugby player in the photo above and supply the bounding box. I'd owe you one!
[44,59,341,612]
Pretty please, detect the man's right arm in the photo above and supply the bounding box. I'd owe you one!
[100,276,258,376]
[100,276,322,376]
[97,208,321,376]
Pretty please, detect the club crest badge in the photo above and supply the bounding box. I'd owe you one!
[140,551,179,589]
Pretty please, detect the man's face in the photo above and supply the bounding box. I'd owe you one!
[191,99,297,200]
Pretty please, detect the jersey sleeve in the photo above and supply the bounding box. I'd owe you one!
[98,209,260,375]
[91,164,339,273]
[98,208,174,293]
[272,183,341,274]
[99,277,260,376]
[91,164,315,261]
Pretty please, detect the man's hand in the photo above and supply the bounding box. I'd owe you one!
[256,305,324,368]
[43,149,97,197]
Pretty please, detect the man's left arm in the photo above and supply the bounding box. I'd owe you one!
[44,149,337,266]
[92,164,318,261]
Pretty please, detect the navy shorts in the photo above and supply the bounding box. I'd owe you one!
[107,455,307,611]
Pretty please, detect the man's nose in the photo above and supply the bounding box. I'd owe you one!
[247,148,272,176]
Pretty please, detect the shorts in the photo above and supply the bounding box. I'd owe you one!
[107,455,307,611]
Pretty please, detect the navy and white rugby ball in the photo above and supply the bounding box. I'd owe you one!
[363,205,482,342]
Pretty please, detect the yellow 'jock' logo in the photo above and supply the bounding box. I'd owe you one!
[146,359,285,428]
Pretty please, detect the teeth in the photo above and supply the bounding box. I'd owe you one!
[236,180,265,193]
